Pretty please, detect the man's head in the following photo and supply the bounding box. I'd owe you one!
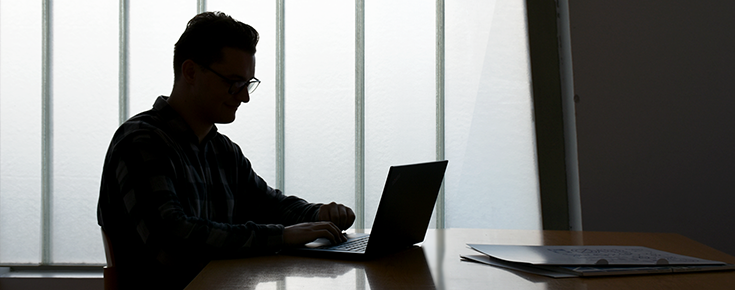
[169,12,260,131]
[173,12,259,83]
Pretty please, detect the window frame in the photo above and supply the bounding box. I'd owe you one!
[526,0,580,231]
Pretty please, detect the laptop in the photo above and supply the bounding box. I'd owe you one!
[289,160,448,259]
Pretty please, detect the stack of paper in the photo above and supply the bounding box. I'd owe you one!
[461,244,735,278]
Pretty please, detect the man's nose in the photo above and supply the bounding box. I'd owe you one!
[236,89,250,103]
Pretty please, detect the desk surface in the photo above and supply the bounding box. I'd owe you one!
[185,229,735,289]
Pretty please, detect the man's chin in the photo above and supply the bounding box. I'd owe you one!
[217,119,236,124]
[214,115,237,124]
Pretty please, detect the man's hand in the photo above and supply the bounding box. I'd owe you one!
[283,221,346,246]
[318,202,355,230]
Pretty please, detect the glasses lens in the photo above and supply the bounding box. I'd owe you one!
[247,79,260,94]
[229,82,247,95]
[228,78,260,95]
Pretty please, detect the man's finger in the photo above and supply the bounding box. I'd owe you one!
[321,221,346,243]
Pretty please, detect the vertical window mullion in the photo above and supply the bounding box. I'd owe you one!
[197,0,206,14]
[435,0,446,229]
[119,0,129,124]
[41,0,53,265]
[354,0,365,230]
[276,0,286,191]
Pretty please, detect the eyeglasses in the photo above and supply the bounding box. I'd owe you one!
[201,65,260,95]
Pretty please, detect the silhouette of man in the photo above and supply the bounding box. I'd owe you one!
[98,11,354,289]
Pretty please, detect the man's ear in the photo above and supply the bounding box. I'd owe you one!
[181,59,198,85]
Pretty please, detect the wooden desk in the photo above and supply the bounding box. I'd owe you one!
[185,229,735,289]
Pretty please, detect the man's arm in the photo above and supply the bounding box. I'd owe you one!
[232,143,354,245]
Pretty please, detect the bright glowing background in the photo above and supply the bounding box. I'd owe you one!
[0,0,538,264]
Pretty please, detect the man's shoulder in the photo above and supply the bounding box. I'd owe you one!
[122,109,159,127]
[110,110,174,147]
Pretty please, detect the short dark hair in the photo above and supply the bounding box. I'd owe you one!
[173,11,259,82]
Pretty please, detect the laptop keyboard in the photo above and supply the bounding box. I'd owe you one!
[323,235,370,252]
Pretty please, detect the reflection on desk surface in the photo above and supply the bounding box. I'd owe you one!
[363,247,435,289]
[187,246,434,289]
[186,229,735,290]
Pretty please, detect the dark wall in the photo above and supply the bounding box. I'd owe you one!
[569,0,735,255]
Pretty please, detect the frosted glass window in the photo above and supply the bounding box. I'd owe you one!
[284,1,356,211]
[364,0,437,228]
[445,0,541,229]
[50,0,119,264]
[0,0,43,264]
[0,0,540,265]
